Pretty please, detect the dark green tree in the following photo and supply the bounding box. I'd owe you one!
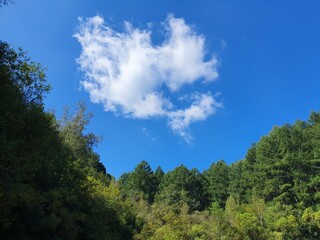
[119,161,157,203]
[155,166,164,184]
[228,144,259,203]
[154,166,164,193]
[156,165,207,211]
[204,160,229,208]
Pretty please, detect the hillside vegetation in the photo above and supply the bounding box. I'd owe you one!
[1,42,319,239]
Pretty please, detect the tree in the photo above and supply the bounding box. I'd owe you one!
[119,161,157,203]
[228,161,246,203]
[59,103,107,176]
[204,160,229,208]
[155,165,207,211]
[155,166,164,185]
[0,42,134,239]
[0,41,55,237]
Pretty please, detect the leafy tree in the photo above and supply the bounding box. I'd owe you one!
[59,103,107,177]
[0,42,135,239]
[0,41,56,238]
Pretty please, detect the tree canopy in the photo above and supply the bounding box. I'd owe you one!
[0,41,135,239]
[1,39,319,239]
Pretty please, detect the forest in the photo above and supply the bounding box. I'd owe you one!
[0,39,319,240]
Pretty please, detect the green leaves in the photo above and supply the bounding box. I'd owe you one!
[119,161,157,203]
[2,40,320,240]
[124,110,320,239]
[0,42,135,239]
[0,41,50,106]
[156,165,207,211]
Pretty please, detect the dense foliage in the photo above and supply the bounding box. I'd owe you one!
[0,41,135,239]
[120,113,320,239]
[1,41,319,239]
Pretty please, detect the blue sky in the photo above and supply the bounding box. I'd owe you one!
[1,0,319,178]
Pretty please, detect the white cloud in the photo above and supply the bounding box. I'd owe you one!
[74,14,221,142]
[168,93,222,143]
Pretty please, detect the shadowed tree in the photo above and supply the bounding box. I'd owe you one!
[0,41,135,239]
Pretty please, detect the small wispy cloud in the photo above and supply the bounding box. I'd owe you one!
[74,14,221,143]
[142,127,150,137]
[220,39,227,51]
[142,127,159,143]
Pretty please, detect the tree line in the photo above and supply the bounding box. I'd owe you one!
[119,116,320,239]
[1,40,319,239]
